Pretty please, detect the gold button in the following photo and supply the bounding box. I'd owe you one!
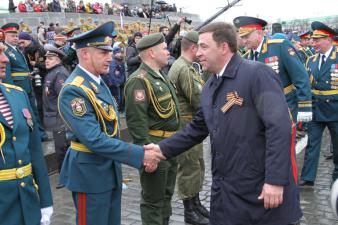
[18,160,22,165]
[12,136,16,141]
[20,182,25,187]
[326,99,330,102]
[16,168,25,179]
[326,81,329,84]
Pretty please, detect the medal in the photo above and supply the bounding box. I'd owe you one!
[22,108,33,130]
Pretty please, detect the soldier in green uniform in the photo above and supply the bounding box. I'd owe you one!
[167,31,209,225]
[1,23,48,141]
[124,33,180,225]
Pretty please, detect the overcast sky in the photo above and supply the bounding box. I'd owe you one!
[1,0,337,23]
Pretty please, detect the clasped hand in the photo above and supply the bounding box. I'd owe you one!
[143,143,166,173]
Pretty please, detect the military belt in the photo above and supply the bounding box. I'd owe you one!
[284,84,296,95]
[0,163,32,181]
[11,72,30,77]
[70,141,93,154]
[312,89,338,95]
[148,130,176,138]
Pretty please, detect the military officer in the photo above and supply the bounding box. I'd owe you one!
[124,33,180,225]
[299,31,315,58]
[299,22,338,187]
[233,16,312,124]
[0,42,53,225]
[57,22,162,225]
[1,23,48,141]
[168,31,209,225]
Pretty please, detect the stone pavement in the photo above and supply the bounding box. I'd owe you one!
[49,132,338,225]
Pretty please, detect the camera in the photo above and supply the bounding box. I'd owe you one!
[31,67,42,87]
[184,17,192,25]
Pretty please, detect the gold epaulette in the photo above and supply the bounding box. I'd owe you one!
[1,83,23,91]
[267,39,285,44]
[70,76,85,87]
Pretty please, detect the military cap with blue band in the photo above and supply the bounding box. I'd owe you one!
[233,16,267,37]
[299,31,312,40]
[68,21,115,51]
[311,21,336,39]
[136,33,165,51]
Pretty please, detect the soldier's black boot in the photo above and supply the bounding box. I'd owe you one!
[183,198,209,225]
[162,217,169,225]
[193,193,210,218]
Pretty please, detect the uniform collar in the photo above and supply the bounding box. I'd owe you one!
[320,46,333,59]
[254,37,264,54]
[78,64,101,85]
[5,42,17,51]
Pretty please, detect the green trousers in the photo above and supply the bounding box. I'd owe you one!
[140,158,177,225]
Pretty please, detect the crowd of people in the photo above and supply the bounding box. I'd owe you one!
[11,0,177,19]
[0,10,338,225]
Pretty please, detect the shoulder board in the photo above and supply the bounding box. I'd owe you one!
[70,76,85,87]
[267,39,284,44]
[3,45,8,51]
[136,69,148,79]
[1,83,23,91]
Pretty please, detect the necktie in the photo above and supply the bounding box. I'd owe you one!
[254,51,259,61]
[320,54,326,70]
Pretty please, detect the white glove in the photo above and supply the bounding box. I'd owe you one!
[40,206,53,225]
[297,111,312,122]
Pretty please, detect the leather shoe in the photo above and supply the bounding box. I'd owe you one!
[299,180,314,187]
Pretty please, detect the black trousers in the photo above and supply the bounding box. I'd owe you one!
[53,129,69,173]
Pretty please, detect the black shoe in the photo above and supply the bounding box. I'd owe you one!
[193,194,210,218]
[183,199,209,225]
[299,180,314,187]
[324,153,333,160]
[56,184,65,189]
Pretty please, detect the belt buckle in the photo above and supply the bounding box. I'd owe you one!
[16,168,25,179]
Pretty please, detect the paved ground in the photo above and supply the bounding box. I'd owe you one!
[49,131,338,225]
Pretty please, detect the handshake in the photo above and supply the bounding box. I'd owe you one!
[143,143,166,173]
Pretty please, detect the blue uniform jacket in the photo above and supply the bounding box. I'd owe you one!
[307,46,338,121]
[245,37,312,118]
[58,66,144,193]
[159,55,302,225]
[0,83,53,225]
[3,43,33,95]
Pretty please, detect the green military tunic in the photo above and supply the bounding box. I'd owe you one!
[125,62,180,225]
[168,56,205,200]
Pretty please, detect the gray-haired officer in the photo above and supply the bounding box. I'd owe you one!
[57,22,162,225]
[299,22,338,187]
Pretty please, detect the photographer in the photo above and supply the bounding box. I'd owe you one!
[43,44,70,181]
[18,32,47,122]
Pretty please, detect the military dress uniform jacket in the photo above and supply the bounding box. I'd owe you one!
[307,46,338,121]
[0,83,53,225]
[3,43,33,95]
[159,54,302,225]
[124,63,180,145]
[244,37,312,118]
[58,66,144,193]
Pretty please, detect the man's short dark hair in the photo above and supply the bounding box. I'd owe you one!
[159,26,168,33]
[198,22,237,53]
